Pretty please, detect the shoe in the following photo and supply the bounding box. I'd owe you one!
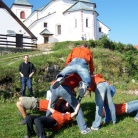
[91,126,99,131]
[39,135,46,138]
[18,119,26,125]
[81,127,91,134]
[52,77,65,89]
[134,118,138,122]
[24,135,30,138]
[79,82,87,98]
[24,132,36,138]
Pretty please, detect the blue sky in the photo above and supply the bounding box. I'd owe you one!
[3,0,138,45]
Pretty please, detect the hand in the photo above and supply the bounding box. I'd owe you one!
[77,96,82,102]
[20,74,24,77]
[29,74,32,78]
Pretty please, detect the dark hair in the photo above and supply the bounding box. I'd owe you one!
[81,43,87,47]
[58,103,74,113]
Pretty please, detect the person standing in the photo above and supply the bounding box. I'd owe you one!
[19,55,36,96]
[88,74,116,130]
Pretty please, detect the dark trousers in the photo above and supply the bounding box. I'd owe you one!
[21,77,33,96]
[26,115,56,138]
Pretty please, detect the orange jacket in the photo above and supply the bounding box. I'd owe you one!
[52,110,72,130]
[39,99,67,112]
[66,47,94,74]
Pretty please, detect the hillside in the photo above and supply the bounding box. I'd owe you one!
[0,39,138,99]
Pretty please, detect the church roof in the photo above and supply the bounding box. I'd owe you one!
[13,0,32,6]
[77,0,92,2]
[0,0,36,39]
[65,1,96,13]
[40,29,53,35]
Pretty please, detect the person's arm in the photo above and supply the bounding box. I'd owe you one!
[19,63,24,77]
[89,55,94,75]
[66,53,72,65]
[48,99,55,113]
[70,103,80,118]
[29,63,36,78]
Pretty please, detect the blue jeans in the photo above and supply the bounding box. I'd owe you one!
[92,82,116,128]
[127,100,138,119]
[21,77,33,96]
[105,100,138,122]
[46,85,88,131]
[57,58,91,87]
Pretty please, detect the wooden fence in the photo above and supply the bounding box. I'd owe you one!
[0,34,37,48]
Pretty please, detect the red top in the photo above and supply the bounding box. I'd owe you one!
[39,99,66,112]
[88,74,105,92]
[52,110,72,130]
[39,100,49,111]
[66,47,94,74]
[62,73,81,91]
[115,103,126,116]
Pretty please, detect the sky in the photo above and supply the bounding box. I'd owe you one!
[3,0,138,45]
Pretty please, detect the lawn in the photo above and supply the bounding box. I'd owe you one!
[0,92,138,138]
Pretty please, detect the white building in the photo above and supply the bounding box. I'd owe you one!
[11,0,110,44]
[0,0,37,48]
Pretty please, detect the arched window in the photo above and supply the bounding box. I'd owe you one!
[20,11,25,19]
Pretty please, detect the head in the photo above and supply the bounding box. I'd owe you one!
[81,43,87,48]
[23,55,29,63]
[58,102,74,113]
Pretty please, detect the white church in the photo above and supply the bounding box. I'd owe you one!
[11,0,110,44]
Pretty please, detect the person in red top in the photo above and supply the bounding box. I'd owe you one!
[103,99,138,123]
[24,100,80,138]
[87,74,116,130]
[52,43,94,100]
[47,73,92,134]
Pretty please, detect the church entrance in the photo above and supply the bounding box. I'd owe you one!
[44,37,48,43]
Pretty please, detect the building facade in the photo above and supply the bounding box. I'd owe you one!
[11,0,110,44]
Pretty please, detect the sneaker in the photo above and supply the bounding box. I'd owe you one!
[81,127,91,134]
[24,135,30,138]
[18,119,26,125]
[91,126,99,131]
[52,77,65,89]
[134,117,138,122]
[79,82,87,97]
[24,132,36,138]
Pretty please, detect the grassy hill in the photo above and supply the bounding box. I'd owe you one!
[0,38,138,137]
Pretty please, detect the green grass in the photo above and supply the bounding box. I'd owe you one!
[0,92,138,138]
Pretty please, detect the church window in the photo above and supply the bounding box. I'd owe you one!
[99,27,102,32]
[57,25,61,35]
[20,11,25,19]
[86,18,88,27]
[44,23,47,28]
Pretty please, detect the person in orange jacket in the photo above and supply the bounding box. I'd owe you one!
[24,100,80,138]
[52,43,94,101]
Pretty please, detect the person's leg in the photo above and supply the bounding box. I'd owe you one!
[26,78,33,97]
[105,82,116,124]
[16,99,27,118]
[18,97,38,125]
[45,86,60,117]
[21,77,26,96]
[50,85,90,134]
[25,115,38,137]
[34,116,56,138]
[126,100,138,121]
[92,83,106,129]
